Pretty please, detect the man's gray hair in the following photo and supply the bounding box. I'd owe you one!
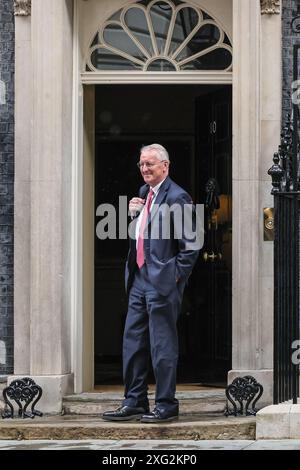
[141,143,170,162]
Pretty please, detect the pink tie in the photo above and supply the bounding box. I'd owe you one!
[136,189,154,269]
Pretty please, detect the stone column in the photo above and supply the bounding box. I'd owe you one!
[11,0,74,413]
[230,0,280,405]
[14,0,32,376]
[259,0,281,391]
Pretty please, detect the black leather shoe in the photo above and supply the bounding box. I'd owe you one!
[140,408,179,423]
[102,405,148,421]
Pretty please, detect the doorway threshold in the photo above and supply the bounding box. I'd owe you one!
[93,383,223,393]
[63,387,226,416]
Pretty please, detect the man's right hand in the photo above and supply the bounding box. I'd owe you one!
[129,197,145,217]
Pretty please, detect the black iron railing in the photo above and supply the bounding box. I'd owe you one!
[269,123,300,404]
[272,189,300,404]
[269,11,300,402]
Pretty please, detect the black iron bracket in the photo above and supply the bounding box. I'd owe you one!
[224,376,263,417]
[1,377,43,419]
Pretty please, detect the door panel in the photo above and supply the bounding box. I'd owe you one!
[193,87,232,382]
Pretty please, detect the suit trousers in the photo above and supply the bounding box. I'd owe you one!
[122,265,184,414]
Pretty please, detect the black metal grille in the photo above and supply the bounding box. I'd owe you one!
[273,193,300,404]
[269,15,300,402]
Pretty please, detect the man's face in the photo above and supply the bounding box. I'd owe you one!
[139,149,169,187]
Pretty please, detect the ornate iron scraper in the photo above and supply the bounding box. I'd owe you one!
[224,376,263,416]
[1,377,43,419]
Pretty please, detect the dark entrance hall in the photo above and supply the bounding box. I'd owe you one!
[94,84,232,385]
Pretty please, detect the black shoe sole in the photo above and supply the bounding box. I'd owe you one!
[102,414,143,422]
[140,415,179,423]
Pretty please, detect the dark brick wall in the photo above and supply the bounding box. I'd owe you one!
[282,0,300,122]
[0,0,14,375]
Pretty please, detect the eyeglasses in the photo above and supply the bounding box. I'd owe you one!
[137,161,167,169]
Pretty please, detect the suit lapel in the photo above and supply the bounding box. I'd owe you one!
[139,184,148,199]
[146,176,171,227]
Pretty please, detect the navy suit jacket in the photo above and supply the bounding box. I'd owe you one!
[125,176,200,296]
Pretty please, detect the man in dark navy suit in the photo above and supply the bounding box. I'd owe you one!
[103,144,200,423]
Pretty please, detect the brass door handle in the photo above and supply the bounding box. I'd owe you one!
[264,208,274,241]
[203,252,222,262]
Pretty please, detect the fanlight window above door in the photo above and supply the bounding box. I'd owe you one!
[85,0,232,72]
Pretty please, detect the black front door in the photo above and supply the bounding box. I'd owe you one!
[194,87,232,382]
[94,85,232,385]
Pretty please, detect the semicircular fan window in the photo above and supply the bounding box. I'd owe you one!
[86,0,232,72]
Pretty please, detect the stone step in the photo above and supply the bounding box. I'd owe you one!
[0,413,256,441]
[62,391,226,416]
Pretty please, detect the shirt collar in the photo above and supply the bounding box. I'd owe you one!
[150,177,167,196]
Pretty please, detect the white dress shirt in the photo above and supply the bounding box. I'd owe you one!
[135,178,167,246]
